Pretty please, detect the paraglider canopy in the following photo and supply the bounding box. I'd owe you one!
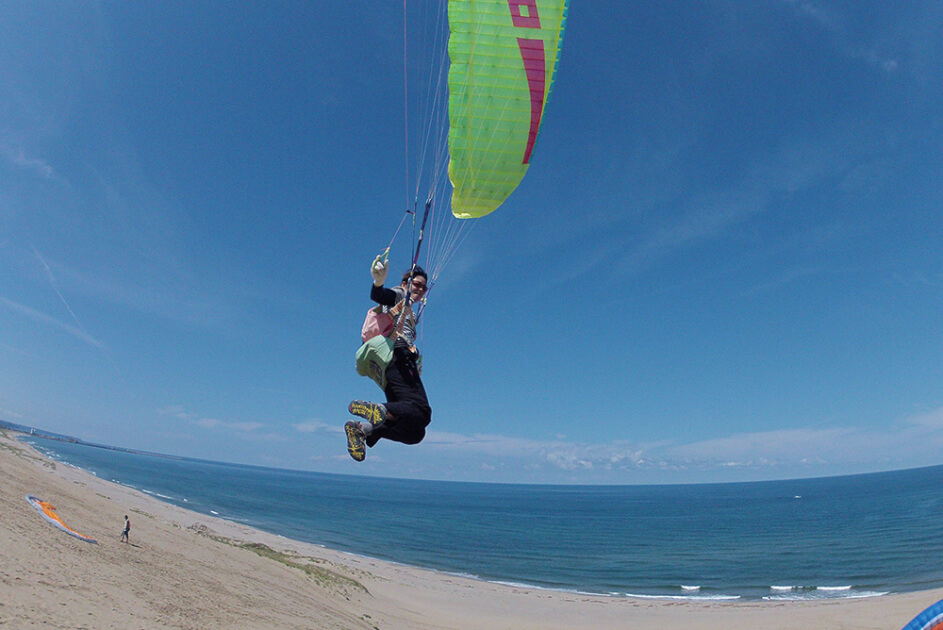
[901,599,943,630]
[447,0,569,219]
[385,0,569,292]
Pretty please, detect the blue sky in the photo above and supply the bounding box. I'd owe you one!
[1,1,941,484]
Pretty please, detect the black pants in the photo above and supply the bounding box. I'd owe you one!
[369,346,432,446]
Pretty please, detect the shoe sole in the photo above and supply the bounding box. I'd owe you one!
[345,421,365,462]
[348,400,387,427]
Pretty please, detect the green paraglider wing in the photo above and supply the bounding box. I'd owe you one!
[448,0,569,219]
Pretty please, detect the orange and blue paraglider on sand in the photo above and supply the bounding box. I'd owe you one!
[902,599,943,630]
[25,494,97,544]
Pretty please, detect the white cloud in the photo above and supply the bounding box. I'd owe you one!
[157,405,198,421]
[785,0,838,29]
[0,406,24,420]
[293,420,342,435]
[545,451,594,470]
[906,407,943,429]
[13,152,54,178]
[420,407,943,480]
[0,142,55,179]
[158,405,266,434]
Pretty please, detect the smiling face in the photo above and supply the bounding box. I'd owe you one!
[403,275,428,302]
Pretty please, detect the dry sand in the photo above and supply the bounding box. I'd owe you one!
[1,430,939,630]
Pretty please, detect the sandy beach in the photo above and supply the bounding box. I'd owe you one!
[1,431,939,630]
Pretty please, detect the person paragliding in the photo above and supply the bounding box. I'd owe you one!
[343,0,569,461]
[345,255,432,461]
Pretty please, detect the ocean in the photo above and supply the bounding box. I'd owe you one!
[24,436,943,602]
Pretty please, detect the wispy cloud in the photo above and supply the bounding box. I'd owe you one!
[40,245,293,339]
[0,142,56,179]
[907,408,943,429]
[21,247,123,375]
[13,152,54,178]
[0,406,24,420]
[784,0,840,30]
[51,261,233,332]
[626,189,767,274]
[741,265,827,297]
[32,246,92,341]
[783,0,899,74]
[293,420,343,435]
[197,418,266,432]
[425,431,646,472]
[421,407,943,480]
[0,296,105,349]
[158,405,266,434]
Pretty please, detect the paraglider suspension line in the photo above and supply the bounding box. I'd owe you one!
[394,195,433,333]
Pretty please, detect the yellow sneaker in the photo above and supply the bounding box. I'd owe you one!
[348,400,388,428]
[345,421,365,462]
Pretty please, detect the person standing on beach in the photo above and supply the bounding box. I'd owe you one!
[346,257,432,461]
[120,515,130,543]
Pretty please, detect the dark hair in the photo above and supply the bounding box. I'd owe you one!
[401,265,427,283]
